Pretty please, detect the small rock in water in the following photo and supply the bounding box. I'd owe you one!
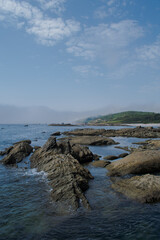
[91,160,110,168]
[103,155,119,160]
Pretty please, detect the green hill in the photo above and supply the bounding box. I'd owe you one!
[83,111,160,124]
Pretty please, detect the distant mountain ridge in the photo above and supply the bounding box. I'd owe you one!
[81,111,160,125]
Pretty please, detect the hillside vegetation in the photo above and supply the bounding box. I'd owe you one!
[83,111,160,124]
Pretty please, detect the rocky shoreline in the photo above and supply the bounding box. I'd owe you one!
[1,126,160,211]
[64,126,160,138]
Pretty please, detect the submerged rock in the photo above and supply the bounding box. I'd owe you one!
[107,150,160,176]
[30,138,94,210]
[2,142,33,165]
[111,174,160,203]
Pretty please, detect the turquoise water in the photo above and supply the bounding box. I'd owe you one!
[0,124,160,240]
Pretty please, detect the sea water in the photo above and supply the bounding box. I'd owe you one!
[0,124,160,240]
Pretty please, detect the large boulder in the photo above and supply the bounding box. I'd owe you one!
[30,141,93,210]
[111,174,160,203]
[61,136,118,146]
[107,150,160,176]
[2,142,33,165]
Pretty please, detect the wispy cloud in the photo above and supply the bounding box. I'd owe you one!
[94,0,133,20]
[67,20,144,62]
[136,35,160,64]
[73,65,104,78]
[36,0,66,13]
[94,6,107,19]
[0,0,80,45]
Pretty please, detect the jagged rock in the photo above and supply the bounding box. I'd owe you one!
[91,160,110,168]
[14,140,32,145]
[30,142,93,210]
[34,146,41,150]
[42,137,57,152]
[61,135,118,146]
[107,150,160,176]
[39,137,93,163]
[111,174,160,203]
[2,142,33,165]
[0,146,13,156]
[93,154,101,161]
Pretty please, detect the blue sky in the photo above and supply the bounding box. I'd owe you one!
[0,0,160,113]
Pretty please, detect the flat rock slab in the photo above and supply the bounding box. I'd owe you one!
[107,150,160,176]
[61,136,118,146]
[111,174,160,203]
[64,128,106,136]
[64,127,160,138]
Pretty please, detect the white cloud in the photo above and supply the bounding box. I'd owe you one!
[0,0,42,20]
[107,0,115,6]
[94,0,134,20]
[0,0,80,45]
[67,20,144,62]
[36,0,66,13]
[27,18,80,45]
[73,65,104,78]
[94,6,107,19]
[137,36,160,61]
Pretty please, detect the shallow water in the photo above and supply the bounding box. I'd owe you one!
[0,124,160,240]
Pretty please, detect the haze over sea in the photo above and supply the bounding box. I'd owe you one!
[1,124,160,240]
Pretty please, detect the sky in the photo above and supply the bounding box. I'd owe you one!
[0,0,160,122]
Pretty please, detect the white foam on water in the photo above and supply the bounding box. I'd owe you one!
[24,168,48,178]
[16,167,48,181]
